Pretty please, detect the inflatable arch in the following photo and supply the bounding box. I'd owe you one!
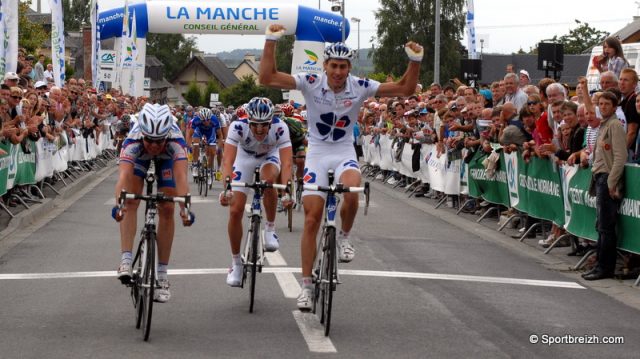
[96,0,350,100]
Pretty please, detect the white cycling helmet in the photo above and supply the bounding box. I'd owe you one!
[324,42,355,62]
[138,103,173,139]
[246,97,274,123]
[198,107,213,121]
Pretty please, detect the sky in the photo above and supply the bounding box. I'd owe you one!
[32,0,640,54]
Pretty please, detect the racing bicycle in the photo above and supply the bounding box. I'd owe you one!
[304,170,370,336]
[116,173,192,341]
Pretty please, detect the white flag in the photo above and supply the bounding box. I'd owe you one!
[127,8,138,96]
[91,0,100,89]
[118,0,131,93]
[465,0,477,59]
[2,0,18,75]
[49,0,66,87]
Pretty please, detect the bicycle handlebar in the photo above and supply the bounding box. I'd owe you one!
[302,184,364,193]
[230,181,288,191]
[118,190,192,218]
[303,182,371,216]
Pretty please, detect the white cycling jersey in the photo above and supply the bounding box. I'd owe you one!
[225,118,291,157]
[293,72,380,147]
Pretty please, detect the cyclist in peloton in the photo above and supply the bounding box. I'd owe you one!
[279,103,307,190]
[218,97,293,287]
[113,103,194,303]
[191,107,224,185]
[259,24,423,310]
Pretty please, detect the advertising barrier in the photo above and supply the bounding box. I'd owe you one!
[362,134,640,254]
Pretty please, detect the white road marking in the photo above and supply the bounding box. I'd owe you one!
[0,268,585,289]
[265,251,287,266]
[274,272,302,299]
[292,310,337,353]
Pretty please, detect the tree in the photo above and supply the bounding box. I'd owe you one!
[220,75,261,106]
[219,75,283,106]
[538,20,609,54]
[201,80,221,106]
[147,34,199,80]
[18,0,49,53]
[184,81,203,107]
[371,0,465,86]
[62,0,90,32]
[275,35,295,74]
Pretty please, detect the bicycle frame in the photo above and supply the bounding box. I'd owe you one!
[226,166,290,312]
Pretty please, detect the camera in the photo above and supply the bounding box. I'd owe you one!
[331,1,342,12]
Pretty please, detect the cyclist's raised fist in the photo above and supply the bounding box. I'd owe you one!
[266,24,286,41]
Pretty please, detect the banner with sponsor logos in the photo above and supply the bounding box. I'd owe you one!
[2,141,36,191]
[49,0,66,87]
[289,40,325,106]
[564,166,598,241]
[467,150,510,207]
[618,165,640,254]
[519,156,564,225]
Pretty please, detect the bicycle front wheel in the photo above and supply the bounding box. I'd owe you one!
[248,216,260,313]
[321,227,336,336]
[141,232,156,341]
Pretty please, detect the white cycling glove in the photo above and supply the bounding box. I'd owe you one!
[265,26,286,42]
[405,44,424,62]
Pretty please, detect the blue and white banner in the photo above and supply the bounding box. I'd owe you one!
[2,0,18,76]
[465,0,477,59]
[49,0,66,87]
[91,0,100,88]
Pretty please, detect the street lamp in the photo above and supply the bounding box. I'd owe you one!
[329,0,345,43]
[351,17,361,75]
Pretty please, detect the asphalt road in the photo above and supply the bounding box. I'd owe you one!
[0,166,639,358]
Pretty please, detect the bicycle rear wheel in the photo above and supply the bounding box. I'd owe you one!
[141,232,156,341]
[321,227,335,336]
[248,216,260,313]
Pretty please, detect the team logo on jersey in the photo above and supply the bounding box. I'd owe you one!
[162,169,172,180]
[266,156,280,165]
[303,168,317,184]
[357,78,370,88]
[317,112,350,141]
[275,126,285,140]
[344,100,353,107]
[230,166,242,181]
[234,124,243,138]
[343,160,359,169]
[306,74,318,84]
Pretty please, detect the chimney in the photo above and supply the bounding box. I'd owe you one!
[37,0,41,13]
[244,53,256,63]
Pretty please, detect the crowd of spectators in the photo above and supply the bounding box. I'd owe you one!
[1,47,149,208]
[357,36,636,280]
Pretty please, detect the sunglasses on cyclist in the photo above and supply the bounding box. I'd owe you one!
[249,122,270,129]
[143,137,166,144]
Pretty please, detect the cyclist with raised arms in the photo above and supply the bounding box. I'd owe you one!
[113,103,194,303]
[259,24,423,310]
[191,107,224,185]
[219,97,293,287]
